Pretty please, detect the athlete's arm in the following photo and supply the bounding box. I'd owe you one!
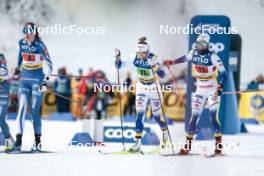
[162,50,193,66]
[37,41,53,78]
[17,40,23,68]
[148,54,165,78]
[114,49,133,70]
[212,53,227,87]
[0,54,9,79]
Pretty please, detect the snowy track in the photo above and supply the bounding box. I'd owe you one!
[1,120,264,176]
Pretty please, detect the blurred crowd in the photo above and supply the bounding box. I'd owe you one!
[52,67,118,119]
[7,66,264,120]
[247,74,264,90]
[7,67,137,120]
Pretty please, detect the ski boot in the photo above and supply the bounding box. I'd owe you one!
[179,136,193,155]
[214,136,223,155]
[4,137,14,152]
[31,134,42,152]
[128,138,141,153]
[9,134,22,152]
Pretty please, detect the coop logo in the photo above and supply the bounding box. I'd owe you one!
[250,95,264,108]
[105,128,135,139]
[104,126,151,143]
[192,42,224,54]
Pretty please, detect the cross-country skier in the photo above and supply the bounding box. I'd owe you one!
[12,22,53,151]
[0,53,13,151]
[114,37,169,153]
[163,33,227,155]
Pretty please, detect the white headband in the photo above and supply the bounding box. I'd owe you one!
[197,33,210,43]
[136,44,149,52]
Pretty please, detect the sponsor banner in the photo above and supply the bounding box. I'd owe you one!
[239,91,264,122]
[104,126,151,143]
[41,90,57,118]
[163,89,185,120]
[106,88,186,120]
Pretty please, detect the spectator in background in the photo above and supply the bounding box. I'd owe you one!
[247,74,264,90]
[54,67,71,112]
[84,70,112,119]
[93,92,108,119]
[71,68,87,119]
[124,72,135,116]
[83,68,96,117]
[256,74,264,84]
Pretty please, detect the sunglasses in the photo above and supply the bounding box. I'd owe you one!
[196,41,208,47]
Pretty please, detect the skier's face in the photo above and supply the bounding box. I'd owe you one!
[138,52,147,59]
[196,40,208,52]
[25,33,35,43]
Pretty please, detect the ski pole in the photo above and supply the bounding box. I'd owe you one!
[116,65,126,151]
[222,89,264,95]
[51,74,87,78]
[46,90,81,104]
[166,65,186,106]
[150,67,175,154]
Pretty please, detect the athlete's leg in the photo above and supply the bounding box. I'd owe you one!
[188,93,207,135]
[0,93,10,138]
[148,83,170,147]
[208,93,223,154]
[180,91,207,154]
[14,81,31,149]
[31,83,43,150]
[128,83,149,152]
[0,90,14,151]
[149,87,167,129]
[208,93,221,134]
[134,93,148,139]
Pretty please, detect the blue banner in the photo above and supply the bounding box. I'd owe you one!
[186,15,240,136]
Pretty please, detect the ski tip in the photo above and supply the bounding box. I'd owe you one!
[204,153,226,158]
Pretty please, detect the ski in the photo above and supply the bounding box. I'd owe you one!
[204,153,226,158]
[140,147,161,155]
[6,150,54,154]
[98,149,144,155]
[99,147,166,155]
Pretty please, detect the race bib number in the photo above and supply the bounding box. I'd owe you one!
[194,65,208,73]
[137,68,150,76]
[22,53,36,62]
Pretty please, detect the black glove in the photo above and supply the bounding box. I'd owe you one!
[217,84,224,96]
[38,82,47,92]
[13,67,21,79]
[38,75,50,92]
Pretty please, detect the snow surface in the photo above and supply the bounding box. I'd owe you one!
[1,120,264,176]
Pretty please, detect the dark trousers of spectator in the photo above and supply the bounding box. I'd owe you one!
[95,110,103,120]
[56,94,70,112]
[124,93,135,116]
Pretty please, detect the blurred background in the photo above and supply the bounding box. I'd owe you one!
[0,0,264,122]
[0,0,264,83]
